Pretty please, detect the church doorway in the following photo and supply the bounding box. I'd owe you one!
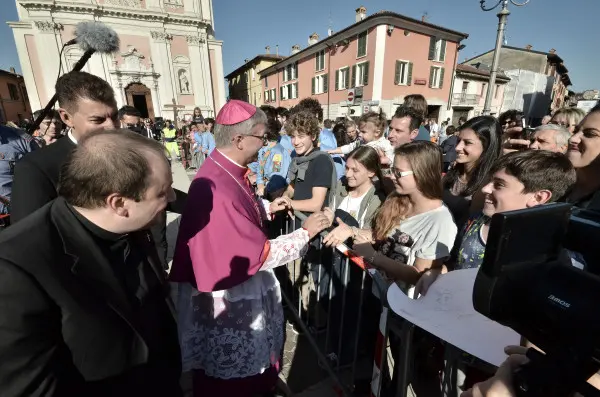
[124,83,154,119]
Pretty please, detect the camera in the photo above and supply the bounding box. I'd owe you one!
[474,203,600,396]
[520,118,535,141]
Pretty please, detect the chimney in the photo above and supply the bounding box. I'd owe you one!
[525,44,533,51]
[549,48,556,54]
[291,44,301,55]
[308,32,319,46]
[276,45,279,56]
[265,45,270,54]
[9,67,16,74]
[328,28,333,37]
[244,58,249,63]
[355,6,367,23]
[421,12,428,22]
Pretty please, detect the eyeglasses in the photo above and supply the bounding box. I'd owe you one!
[549,121,571,128]
[245,134,269,146]
[392,169,414,179]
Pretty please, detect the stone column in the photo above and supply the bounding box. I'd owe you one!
[207,39,226,112]
[151,79,161,118]
[187,33,213,113]
[34,21,63,104]
[9,23,41,110]
[149,31,175,117]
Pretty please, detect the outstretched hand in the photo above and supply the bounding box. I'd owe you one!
[302,212,332,239]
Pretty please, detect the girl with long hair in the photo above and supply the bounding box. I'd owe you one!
[352,141,457,291]
[192,106,204,124]
[323,146,385,247]
[442,116,502,226]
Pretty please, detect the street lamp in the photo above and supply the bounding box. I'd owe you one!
[480,0,530,116]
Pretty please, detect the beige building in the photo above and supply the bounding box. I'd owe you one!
[8,0,226,121]
[226,52,285,107]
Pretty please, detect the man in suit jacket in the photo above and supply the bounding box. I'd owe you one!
[11,71,186,268]
[11,71,119,222]
[0,129,182,396]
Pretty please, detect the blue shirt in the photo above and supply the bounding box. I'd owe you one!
[319,128,345,180]
[278,134,294,155]
[0,126,38,214]
[256,142,292,192]
[193,132,203,153]
[415,126,431,141]
[201,131,216,155]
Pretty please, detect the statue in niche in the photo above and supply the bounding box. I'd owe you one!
[179,69,190,94]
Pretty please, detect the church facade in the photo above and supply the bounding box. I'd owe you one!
[8,0,226,121]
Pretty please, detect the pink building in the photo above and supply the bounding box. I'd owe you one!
[8,0,226,122]
[260,7,468,121]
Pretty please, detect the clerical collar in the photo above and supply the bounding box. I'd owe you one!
[65,201,126,242]
[214,149,247,178]
[68,130,78,145]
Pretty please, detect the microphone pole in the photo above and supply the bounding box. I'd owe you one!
[27,48,96,136]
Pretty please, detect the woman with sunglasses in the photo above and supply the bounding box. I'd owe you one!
[351,141,457,293]
[550,107,586,134]
[442,116,502,227]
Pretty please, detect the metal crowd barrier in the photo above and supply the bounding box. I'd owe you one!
[270,211,417,397]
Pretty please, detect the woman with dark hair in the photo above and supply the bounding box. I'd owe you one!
[192,106,204,124]
[332,122,351,147]
[442,116,502,226]
[351,142,457,292]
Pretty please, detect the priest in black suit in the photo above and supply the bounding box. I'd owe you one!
[0,129,182,396]
[11,71,186,268]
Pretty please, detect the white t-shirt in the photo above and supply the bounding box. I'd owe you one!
[379,204,457,268]
[337,191,368,226]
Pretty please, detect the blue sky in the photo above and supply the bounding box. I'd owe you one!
[1,0,598,92]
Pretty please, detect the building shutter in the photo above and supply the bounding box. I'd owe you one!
[323,73,328,93]
[265,76,268,88]
[294,82,298,98]
[439,67,445,89]
[315,54,319,71]
[351,65,357,88]
[440,40,447,62]
[288,84,292,99]
[312,77,316,95]
[407,62,413,86]
[394,61,401,85]
[428,37,436,60]
[363,61,370,86]
[335,70,340,91]
[429,66,435,88]
[281,86,284,99]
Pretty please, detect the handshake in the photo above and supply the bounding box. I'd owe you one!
[268,197,334,240]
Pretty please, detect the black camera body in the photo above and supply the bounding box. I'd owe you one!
[474,204,600,396]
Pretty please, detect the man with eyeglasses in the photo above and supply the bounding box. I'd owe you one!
[32,109,64,146]
[170,100,330,396]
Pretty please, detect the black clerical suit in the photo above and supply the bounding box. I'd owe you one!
[0,197,182,396]
[11,134,187,268]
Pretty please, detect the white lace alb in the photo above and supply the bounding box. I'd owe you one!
[175,228,309,379]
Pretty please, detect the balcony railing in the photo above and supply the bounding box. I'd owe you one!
[452,93,480,106]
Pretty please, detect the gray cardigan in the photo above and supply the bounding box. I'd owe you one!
[334,180,385,228]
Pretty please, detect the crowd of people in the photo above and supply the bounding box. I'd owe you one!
[0,68,599,397]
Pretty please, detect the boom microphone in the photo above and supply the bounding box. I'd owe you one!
[64,21,120,53]
[27,21,120,135]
